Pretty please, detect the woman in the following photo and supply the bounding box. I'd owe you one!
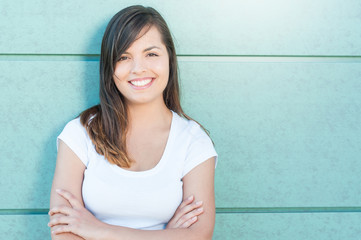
[49,5,217,240]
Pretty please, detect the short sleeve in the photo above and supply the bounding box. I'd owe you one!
[182,126,218,178]
[57,118,89,167]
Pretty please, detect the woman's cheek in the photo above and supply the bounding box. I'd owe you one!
[153,59,169,75]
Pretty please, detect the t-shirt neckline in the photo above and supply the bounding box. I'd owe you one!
[108,110,176,177]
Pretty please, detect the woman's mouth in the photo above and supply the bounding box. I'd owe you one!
[129,78,154,89]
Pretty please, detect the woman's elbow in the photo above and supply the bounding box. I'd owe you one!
[202,229,214,240]
[189,226,214,240]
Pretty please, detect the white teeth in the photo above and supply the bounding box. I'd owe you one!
[130,79,152,87]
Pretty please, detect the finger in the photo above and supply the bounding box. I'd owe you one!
[48,215,72,227]
[50,225,65,234]
[168,196,195,225]
[177,195,194,212]
[173,206,203,228]
[178,207,204,227]
[51,225,73,235]
[178,200,203,216]
[56,189,83,209]
[180,216,198,228]
[49,205,75,216]
[171,200,203,226]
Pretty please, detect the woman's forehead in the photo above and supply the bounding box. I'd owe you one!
[125,26,166,52]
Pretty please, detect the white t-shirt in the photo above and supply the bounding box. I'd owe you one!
[57,111,217,230]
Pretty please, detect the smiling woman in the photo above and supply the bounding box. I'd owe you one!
[49,5,217,240]
[113,27,170,106]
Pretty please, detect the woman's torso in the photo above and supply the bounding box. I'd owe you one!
[57,111,217,230]
[83,112,187,229]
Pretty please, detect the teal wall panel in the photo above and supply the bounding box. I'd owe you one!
[0,60,98,209]
[214,212,361,240]
[1,60,360,208]
[180,60,361,207]
[0,215,49,240]
[1,0,361,55]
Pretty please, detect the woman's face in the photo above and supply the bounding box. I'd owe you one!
[113,26,169,106]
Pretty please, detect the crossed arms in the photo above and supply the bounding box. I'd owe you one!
[49,140,216,240]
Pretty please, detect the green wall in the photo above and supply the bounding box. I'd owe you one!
[1,0,361,239]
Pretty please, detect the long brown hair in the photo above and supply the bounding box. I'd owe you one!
[80,5,207,168]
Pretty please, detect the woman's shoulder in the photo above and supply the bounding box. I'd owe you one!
[63,111,97,132]
[172,112,209,140]
[57,116,94,167]
[59,116,92,145]
[172,112,217,177]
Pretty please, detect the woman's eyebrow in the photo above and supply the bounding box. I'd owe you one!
[122,46,161,55]
[143,46,161,52]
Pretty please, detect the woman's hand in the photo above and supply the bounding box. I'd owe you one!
[48,189,108,240]
[166,195,204,229]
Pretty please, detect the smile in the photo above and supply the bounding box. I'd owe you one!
[129,78,154,89]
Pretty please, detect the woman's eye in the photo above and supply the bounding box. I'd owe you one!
[147,53,158,57]
[119,56,128,61]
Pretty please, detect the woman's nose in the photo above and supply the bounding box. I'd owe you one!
[131,58,146,74]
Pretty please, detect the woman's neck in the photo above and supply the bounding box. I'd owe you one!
[126,100,172,131]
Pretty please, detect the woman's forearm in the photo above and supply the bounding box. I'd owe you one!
[51,232,84,240]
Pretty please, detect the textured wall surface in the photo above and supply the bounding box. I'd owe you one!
[1,0,361,239]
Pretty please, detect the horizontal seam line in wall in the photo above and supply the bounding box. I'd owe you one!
[1,54,361,63]
[216,207,361,214]
[2,207,361,215]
